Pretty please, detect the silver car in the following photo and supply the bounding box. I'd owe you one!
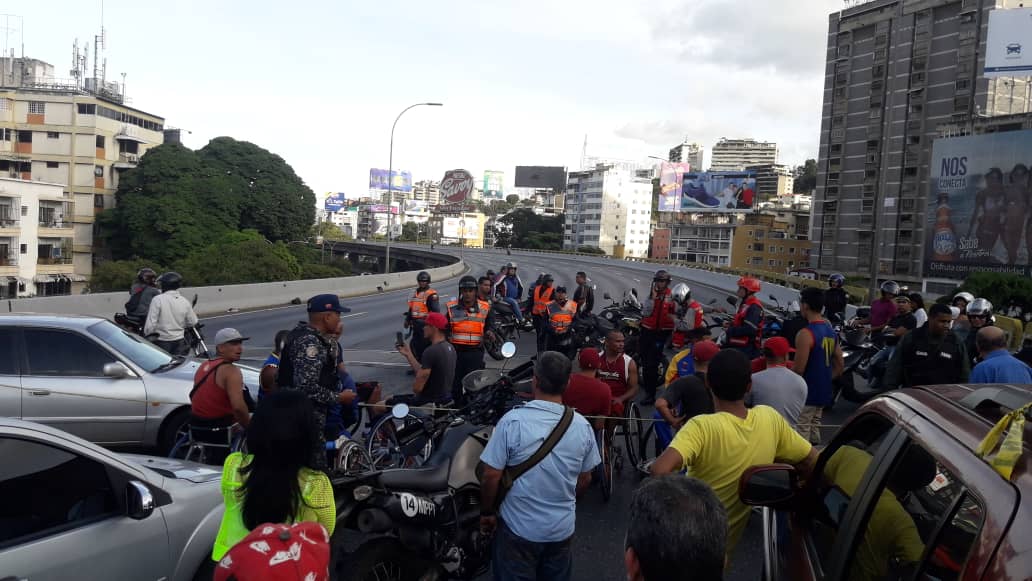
[0,417,224,581]
[0,314,260,453]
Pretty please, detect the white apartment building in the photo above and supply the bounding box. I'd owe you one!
[710,138,778,171]
[564,164,652,258]
[0,177,85,298]
[323,208,358,238]
[663,213,739,267]
[668,141,705,170]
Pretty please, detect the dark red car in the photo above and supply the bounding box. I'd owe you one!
[740,383,1032,580]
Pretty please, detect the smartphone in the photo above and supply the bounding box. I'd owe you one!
[395,332,405,347]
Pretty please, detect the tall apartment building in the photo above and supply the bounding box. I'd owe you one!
[710,138,778,171]
[812,0,1030,281]
[1,56,165,291]
[731,211,814,272]
[668,141,705,170]
[746,163,796,200]
[660,213,738,267]
[564,164,652,258]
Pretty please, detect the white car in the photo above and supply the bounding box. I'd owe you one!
[0,314,260,453]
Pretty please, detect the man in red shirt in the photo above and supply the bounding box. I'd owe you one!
[563,348,612,429]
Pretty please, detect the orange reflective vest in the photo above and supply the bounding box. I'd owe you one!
[446,298,490,347]
[532,286,554,316]
[548,300,578,334]
[408,288,438,320]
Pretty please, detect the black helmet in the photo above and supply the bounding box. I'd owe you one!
[505,261,516,269]
[829,273,845,288]
[137,267,157,283]
[543,273,554,283]
[157,271,183,292]
[417,271,431,283]
[459,275,478,290]
[880,280,900,296]
[653,270,672,282]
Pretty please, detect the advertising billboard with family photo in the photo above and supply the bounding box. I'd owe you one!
[924,130,1032,279]
[662,171,757,213]
[657,162,692,212]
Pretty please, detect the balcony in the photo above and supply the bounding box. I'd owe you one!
[113,152,140,170]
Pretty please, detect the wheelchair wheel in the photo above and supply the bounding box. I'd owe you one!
[624,402,642,469]
[637,423,661,476]
[597,429,613,502]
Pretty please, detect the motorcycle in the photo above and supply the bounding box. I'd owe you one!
[116,294,210,359]
[339,343,527,581]
[484,297,522,361]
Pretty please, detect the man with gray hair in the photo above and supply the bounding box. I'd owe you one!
[970,326,1032,383]
[479,351,600,581]
[625,476,727,581]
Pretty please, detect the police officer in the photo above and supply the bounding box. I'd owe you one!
[546,285,578,358]
[884,303,969,389]
[447,276,492,403]
[824,273,848,323]
[725,276,764,359]
[640,270,678,405]
[277,293,354,470]
[965,298,996,364]
[531,273,556,353]
[406,271,440,363]
[671,283,703,350]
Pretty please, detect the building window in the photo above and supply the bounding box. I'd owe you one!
[20,243,26,254]
[46,161,59,169]
[28,101,45,115]
[77,103,96,115]
[46,132,60,139]
[94,194,104,208]
[16,130,31,143]
[20,206,27,216]
[0,128,9,141]
[95,135,105,148]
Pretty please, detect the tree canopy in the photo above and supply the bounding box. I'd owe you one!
[495,208,564,250]
[793,159,817,194]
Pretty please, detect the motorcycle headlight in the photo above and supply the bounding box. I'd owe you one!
[353,485,373,501]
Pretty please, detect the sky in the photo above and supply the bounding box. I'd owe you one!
[11,0,843,201]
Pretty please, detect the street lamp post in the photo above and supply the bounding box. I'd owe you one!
[386,102,443,275]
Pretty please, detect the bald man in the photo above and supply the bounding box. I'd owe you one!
[970,326,1032,384]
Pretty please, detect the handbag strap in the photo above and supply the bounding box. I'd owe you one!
[506,406,575,482]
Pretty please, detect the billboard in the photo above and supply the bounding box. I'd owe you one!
[441,217,463,239]
[514,166,566,190]
[658,171,757,212]
[483,170,504,200]
[985,8,1032,77]
[924,130,1032,279]
[657,162,692,212]
[369,168,413,192]
[324,192,345,212]
[363,204,400,215]
[404,199,427,214]
[441,169,476,204]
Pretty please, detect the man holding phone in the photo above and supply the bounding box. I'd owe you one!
[391,312,457,408]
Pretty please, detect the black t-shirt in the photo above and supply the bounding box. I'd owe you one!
[888,312,918,331]
[659,373,713,419]
[419,340,456,403]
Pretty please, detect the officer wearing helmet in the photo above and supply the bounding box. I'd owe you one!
[951,292,975,339]
[447,275,493,403]
[640,270,678,404]
[670,283,704,350]
[126,267,160,326]
[406,271,440,362]
[144,272,198,355]
[965,298,996,364]
[531,273,556,353]
[824,273,848,322]
[725,276,765,358]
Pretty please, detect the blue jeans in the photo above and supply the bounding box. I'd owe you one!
[501,296,524,321]
[492,520,573,581]
[867,346,894,390]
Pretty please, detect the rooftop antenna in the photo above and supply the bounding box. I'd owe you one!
[581,134,588,169]
[93,0,105,87]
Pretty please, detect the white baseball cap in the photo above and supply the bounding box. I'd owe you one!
[214,328,250,345]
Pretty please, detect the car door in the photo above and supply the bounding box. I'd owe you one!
[0,327,21,419]
[19,327,147,444]
[0,434,170,581]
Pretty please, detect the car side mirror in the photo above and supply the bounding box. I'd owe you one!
[739,464,799,509]
[103,362,133,379]
[603,293,612,300]
[126,480,155,520]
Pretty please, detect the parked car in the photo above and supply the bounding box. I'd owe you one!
[0,417,223,580]
[0,314,260,453]
[740,383,1032,580]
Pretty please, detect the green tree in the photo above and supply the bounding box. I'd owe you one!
[498,208,563,250]
[953,272,1032,310]
[399,221,419,241]
[313,221,348,241]
[793,158,817,194]
[90,259,166,293]
[175,230,302,285]
[300,263,350,280]
[576,245,606,255]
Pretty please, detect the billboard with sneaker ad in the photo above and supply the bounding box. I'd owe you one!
[657,168,756,212]
[924,130,1032,278]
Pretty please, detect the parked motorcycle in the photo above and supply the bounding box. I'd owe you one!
[484,298,522,361]
[115,294,210,359]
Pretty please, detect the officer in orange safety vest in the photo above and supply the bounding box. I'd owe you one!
[724,276,765,359]
[446,275,493,403]
[546,286,578,358]
[531,273,555,353]
[406,271,440,364]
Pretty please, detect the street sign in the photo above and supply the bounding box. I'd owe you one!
[441,169,475,204]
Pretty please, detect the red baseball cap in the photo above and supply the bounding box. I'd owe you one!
[763,337,795,358]
[214,522,330,581]
[424,312,448,331]
[693,340,720,363]
[578,347,601,370]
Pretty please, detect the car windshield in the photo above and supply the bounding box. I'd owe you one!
[88,320,173,373]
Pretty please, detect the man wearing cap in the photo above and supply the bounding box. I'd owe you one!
[393,311,457,407]
[278,294,355,469]
[748,337,808,428]
[664,336,718,385]
[189,328,252,464]
[654,341,717,452]
[546,286,578,358]
[562,348,612,428]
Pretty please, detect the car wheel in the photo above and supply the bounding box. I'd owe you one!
[159,407,192,456]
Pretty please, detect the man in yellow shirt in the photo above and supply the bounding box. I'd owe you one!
[651,349,817,552]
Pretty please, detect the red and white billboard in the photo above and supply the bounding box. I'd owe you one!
[441,169,475,204]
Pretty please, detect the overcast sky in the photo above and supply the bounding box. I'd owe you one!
[14,0,842,200]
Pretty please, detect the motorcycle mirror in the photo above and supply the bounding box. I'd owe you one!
[391,403,410,419]
[500,342,517,359]
[727,296,738,306]
[630,288,638,297]
[603,292,612,300]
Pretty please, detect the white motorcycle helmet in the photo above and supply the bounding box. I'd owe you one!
[672,283,691,303]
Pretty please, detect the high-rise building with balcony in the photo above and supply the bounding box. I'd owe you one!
[812,0,1031,281]
[0,56,165,290]
[564,164,652,257]
[710,138,778,171]
[668,141,705,170]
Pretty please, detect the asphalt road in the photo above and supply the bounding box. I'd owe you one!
[201,246,860,580]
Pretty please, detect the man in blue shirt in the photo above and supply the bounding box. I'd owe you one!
[479,351,600,581]
[971,326,1032,384]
